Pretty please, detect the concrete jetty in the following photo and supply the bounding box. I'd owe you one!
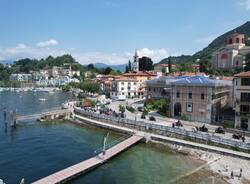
[32,133,143,184]
[17,109,71,121]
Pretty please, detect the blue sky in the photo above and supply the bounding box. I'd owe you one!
[0,0,250,64]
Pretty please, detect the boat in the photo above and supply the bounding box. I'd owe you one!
[39,98,47,102]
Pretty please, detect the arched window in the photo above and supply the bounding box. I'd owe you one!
[236,38,239,43]
[221,54,228,60]
[229,38,233,44]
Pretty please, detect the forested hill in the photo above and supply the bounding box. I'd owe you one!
[159,21,250,65]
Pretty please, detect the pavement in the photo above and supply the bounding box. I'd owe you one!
[107,100,250,144]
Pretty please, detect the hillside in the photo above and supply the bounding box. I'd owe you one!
[159,21,250,65]
[94,62,126,72]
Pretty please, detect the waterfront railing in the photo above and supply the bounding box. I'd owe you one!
[74,107,250,151]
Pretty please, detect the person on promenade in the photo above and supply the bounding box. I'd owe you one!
[231,171,234,179]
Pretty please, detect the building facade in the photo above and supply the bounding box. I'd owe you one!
[145,75,232,124]
[234,71,250,130]
[212,33,250,70]
[110,77,138,100]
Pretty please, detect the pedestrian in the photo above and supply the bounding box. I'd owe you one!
[240,168,242,178]
[242,136,245,143]
[231,171,234,179]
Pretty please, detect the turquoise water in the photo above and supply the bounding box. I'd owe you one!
[0,91,202,184]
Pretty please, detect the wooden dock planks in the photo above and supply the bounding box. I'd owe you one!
[32,134,143,184]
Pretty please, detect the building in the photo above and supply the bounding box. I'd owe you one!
[96,75,116,94]
[110,77,138,100]
[132,49,139,72]
[9,74,32,82]
[122,71,157,97]
[212,32,250,70]
[145,75,232,124]
[234,71,250,130]
[51,66,80,78]
[154,64,177,74]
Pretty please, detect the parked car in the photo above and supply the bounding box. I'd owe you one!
[215,127,225,134]
[149,116,156,121]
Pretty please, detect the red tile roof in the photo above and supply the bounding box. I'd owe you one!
[234,71,250,77]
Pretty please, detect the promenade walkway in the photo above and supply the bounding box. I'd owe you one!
[32,131,143,184]
[74,114,250,160]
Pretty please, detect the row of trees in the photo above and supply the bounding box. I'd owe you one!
[62,80,100,93]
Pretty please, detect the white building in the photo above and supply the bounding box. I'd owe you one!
[110,77,138,100]
[9,74,32,82]
[234,71,250,130]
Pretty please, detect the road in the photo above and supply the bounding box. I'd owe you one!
[107,100,250,143]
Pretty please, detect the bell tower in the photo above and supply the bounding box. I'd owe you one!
[133,49,139,72]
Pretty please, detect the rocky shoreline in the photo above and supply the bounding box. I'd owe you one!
[156,141,250,184]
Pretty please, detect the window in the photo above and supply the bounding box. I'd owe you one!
[121,82,124,85]
[128,87,131,90]
[122,92,125,95]
[121,87,124,91]
[134,82,136,85]
[241,93,250,102]
[240,105,250,113]
[188,92,192,99]
[229,38,232,44]
[241,118,248,130]
[236,37,239,43]
[241,78,250,86]
[201,93,205,100]
[149,88,151,91]
[236,60,239,66]
[186,103,193,112]
[176,91,180,98]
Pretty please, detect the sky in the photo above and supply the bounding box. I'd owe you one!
[0,0,250,65]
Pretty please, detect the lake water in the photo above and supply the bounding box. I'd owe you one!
[0,91,207,184]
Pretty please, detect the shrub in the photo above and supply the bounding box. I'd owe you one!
[126,106,135,113]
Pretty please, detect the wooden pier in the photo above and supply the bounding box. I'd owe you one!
[32,133,143,184]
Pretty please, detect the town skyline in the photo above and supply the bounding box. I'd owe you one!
[0,0,250,65]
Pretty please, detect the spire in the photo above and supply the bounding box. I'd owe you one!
[134,49,139,58]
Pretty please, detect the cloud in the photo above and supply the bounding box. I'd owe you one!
[238,0,250,10]
[36,39,58,47]
[137,48,169,62]
[16,43,27,49]
[195,36,216,44]
[0,43,170,65]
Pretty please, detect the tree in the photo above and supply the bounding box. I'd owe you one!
[103,67,112,75]
[168,58,171,73]
[128,60,132,71]
[87,64,95,70]
[244,53,250,71]
[125,65,129,73]
[119,105,125,116]
[139,56,154,71]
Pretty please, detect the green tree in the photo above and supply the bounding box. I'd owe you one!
[128,60,132,71]
[119,105,125,116]
[139,56,154,71]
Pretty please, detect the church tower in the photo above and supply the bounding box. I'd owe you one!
[133,49,139,72]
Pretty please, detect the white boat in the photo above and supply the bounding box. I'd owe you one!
[39,98,47,102]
